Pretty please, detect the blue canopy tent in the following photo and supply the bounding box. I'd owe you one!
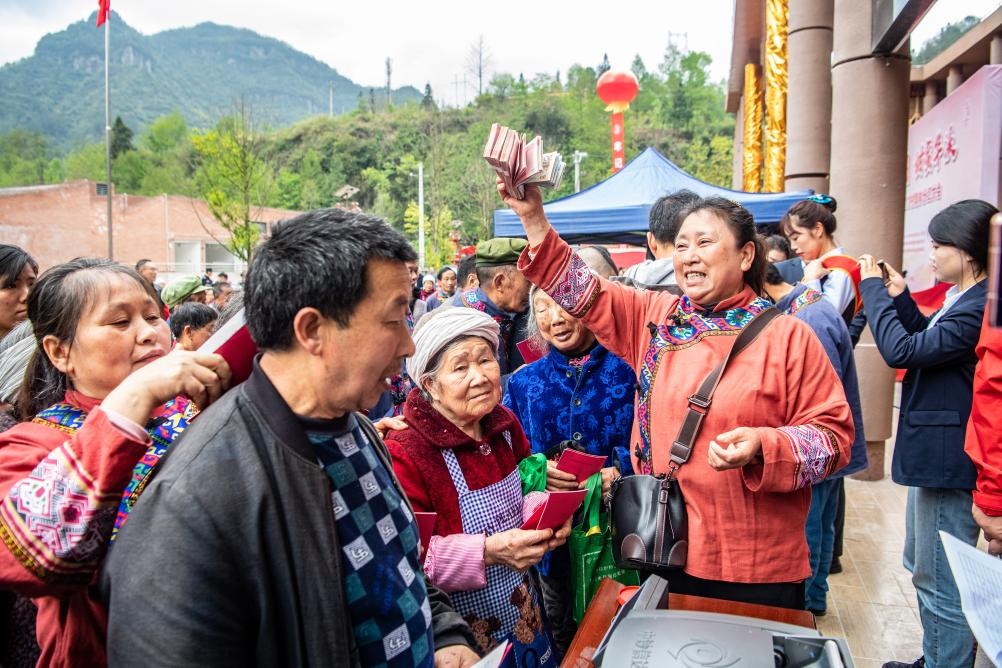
[493,147,813,245]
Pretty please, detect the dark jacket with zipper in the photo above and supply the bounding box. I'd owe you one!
[861,278,986,489]
[100,359,473,667]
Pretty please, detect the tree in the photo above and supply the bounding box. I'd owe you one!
[190,103,272,263]
[597,53,611,76]
[421,83,436,110]
[0,130,51,186]
[913,17,979,65]
[62,142,106,182]
[110,116,134,159]
[467,35,492,96]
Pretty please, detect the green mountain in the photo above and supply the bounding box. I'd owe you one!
[0,12,422,148]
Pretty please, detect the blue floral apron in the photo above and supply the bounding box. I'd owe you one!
[441,444,557,668]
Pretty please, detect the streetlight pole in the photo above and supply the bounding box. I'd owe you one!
[573,150,588,193]
[417,161,425,269]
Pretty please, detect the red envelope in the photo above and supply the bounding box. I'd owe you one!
[520,489,587,531]
[515,336,549,365]
[414,512,437,553]
[198,308,258,384]
[556,449,607,482]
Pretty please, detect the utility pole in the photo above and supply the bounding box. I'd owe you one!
[386,58,392,109]
[452,75,462,108]
[417,161,425,269]
[329,81,334,118]
[573,150,588,193]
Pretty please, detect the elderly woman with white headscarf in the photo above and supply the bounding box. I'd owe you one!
[385,307,566,666]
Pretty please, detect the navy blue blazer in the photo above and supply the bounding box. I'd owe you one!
[860,278,986,489]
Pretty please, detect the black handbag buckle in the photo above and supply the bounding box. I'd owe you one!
[687,393,711,410]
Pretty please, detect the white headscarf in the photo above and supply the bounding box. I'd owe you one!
[0,320,36,405]
[407,307,500,384]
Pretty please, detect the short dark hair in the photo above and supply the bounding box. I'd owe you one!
[217,272,228,280]
[169,302,218,340]
[649,189,701,244]
[0,245,38,289]
[676,197,766,296]
[764,263,786,286]
[245,208,416,350]
[212,281,232,297]
[782,195,838,237]
[20,258,157,418]
[928,199,998,275]
[475,264,508,286]
[134,258,152,271]
[763,234,793,260]
[457,255,477,284]
[436,266,456,280]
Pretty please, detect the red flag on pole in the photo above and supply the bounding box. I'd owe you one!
[96,0,110,26]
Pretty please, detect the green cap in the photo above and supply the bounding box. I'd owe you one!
[162,275,211,308]
[475,238,528,268]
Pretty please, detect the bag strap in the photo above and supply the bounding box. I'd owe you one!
[667,307,781,474]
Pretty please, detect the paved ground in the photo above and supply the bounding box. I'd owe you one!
[818,472,926,667]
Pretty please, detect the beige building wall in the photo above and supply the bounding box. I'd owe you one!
[0,180,300,277]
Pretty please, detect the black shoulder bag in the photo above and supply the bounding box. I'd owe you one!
[609,307,781,572]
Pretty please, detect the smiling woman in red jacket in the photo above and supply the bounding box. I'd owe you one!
[0,258,229,667]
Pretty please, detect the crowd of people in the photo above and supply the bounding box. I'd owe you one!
[0,181,997,668]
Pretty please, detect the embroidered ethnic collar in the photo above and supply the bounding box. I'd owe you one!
[775,283,823,316]
[635,286,772,473]
[656,287,773,350]
[401,388,517,450]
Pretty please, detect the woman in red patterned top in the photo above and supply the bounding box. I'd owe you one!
[0,258,230,667]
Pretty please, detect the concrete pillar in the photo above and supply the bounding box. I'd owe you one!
[990,34,1002,65]
[831,0,911,480]
[923,80,940,115]
[785,0,833,194]
[946,65,964,95]
[733,95,746,191]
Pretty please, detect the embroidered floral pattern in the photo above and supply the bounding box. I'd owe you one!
[0,398,196,580]
[778,424,840,489]
[635,296,773,473]
[545,252,601,318]
[111,397,196,541]
[0,445,116,581]
[786,287,823,316]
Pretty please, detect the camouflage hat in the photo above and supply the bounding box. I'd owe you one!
[475,238,528,268]
[162,274,211,308]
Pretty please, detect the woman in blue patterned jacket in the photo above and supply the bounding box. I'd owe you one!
[503,284,636,653]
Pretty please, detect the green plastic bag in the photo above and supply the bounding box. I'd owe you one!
[568,474,640,623]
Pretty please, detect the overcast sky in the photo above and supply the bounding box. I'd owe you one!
[1,0,999,108]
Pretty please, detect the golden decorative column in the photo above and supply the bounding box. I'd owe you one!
[764,0,789,192]
[742,64,763,192]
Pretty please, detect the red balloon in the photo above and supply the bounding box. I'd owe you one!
[596,70,639,105]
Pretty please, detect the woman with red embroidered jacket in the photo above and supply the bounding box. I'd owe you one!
[0,258,231,667]
[500,182,853,610]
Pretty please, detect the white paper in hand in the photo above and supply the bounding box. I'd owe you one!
[939,530,1002,666]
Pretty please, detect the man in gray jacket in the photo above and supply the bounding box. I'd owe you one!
[102,209,478,667]
[621,189,699,289]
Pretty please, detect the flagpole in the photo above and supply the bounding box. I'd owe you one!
[104,14,113,260]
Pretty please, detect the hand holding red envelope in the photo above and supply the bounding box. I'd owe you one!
[556,449,607,483]
[520,489,587,531]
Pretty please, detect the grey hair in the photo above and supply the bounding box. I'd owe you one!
[418,334,497,402]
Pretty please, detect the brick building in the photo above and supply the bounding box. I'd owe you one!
[0,179,301,280]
